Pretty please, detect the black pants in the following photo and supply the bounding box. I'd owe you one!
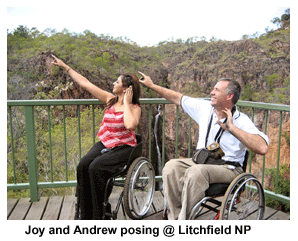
[76,141,133,219]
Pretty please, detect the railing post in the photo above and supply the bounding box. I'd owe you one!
[24,106,39,202]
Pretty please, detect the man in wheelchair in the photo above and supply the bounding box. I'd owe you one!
[139,72,269,220]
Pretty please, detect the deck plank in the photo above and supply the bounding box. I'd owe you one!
[7,199,18,219]
[144,212,163,220]
[59,195,76,220]
[25,197,48,220]
[151,190,164,212]
[7,191,290,220]
[262,204,291,220]
[263,206,279,220]
[8,198,31,220]
[42,196,64,220]
[272,211,290,220]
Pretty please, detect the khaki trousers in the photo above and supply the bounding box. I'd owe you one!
[162,158,243,220]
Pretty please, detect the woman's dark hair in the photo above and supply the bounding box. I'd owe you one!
[107,73,141,108]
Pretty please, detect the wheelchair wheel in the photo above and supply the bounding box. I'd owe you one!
[219,173,265,220]
[123,157,155,219]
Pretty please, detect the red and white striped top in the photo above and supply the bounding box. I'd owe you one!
[97,105,137,148]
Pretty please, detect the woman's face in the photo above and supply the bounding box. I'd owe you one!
[112,76,126,94]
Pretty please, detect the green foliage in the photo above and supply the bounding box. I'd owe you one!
[7,106,104,198]
[271,17,282,28]
[266,73,281,91]
[282,131,290,146]
[265,164,290,213]
[271,8,290,28]
[242,83,254,101]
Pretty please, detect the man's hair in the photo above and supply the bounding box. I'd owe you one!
[219,78,241,105]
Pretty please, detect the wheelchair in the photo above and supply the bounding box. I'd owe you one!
[188,151,265,220]
[75,134,156,220]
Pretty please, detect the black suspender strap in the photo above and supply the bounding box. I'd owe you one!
[205,115,226,147]
[205,111,214,147]
[214,122,226,143]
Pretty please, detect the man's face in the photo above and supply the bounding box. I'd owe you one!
[210,81,231,108]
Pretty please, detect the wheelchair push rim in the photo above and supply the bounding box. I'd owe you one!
[123,157,155,219]
[219,173,265,220]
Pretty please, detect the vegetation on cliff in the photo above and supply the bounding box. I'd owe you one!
[7,10,290,104]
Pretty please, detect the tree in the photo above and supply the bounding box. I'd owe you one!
[271,8,290,28]
[281,8,290,21]
[29,27,40,38]
[271,17,281,28]
[13,25,30,38]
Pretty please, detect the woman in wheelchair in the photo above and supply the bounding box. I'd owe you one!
[52,55,141,219]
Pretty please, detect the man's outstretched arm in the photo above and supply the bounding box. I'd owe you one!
[138,71,183,106]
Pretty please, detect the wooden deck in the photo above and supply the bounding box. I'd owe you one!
[7,188,289,220]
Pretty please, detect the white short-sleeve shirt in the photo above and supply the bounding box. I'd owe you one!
[181,96,269,166]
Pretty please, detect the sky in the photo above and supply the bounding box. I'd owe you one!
[6,1,291,47]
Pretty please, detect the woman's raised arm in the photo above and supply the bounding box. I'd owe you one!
[52,55,114,104]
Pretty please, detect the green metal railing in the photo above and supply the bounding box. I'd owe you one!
[7,99,290,204]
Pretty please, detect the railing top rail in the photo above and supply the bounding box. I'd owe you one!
[7,99,104,106]
[237,100,290,112]
[7,98,290,112]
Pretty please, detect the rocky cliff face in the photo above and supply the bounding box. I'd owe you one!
[162,39,289,103]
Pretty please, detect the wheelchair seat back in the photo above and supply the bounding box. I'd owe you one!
[113,134,142,176]
[127,134,142,166]
[242,150,249,173]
